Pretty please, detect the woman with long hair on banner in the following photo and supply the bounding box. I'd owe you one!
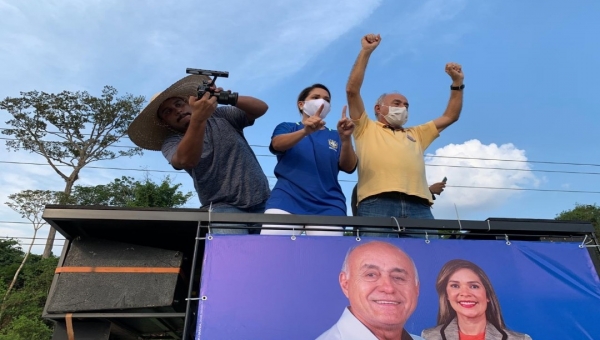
[421,259,532,340]
[261,84,357,236]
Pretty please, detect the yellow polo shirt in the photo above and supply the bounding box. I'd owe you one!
[353,111,439,204]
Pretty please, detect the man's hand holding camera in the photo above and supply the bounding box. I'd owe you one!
[188,91,217,123]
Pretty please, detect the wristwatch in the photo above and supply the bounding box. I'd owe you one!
[450,84,465,91]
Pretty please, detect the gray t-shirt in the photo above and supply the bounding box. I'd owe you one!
[162,106,270,209]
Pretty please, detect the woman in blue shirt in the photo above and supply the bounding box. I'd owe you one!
[262,84,357,236]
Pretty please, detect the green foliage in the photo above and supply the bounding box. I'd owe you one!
[0,239,22,290]
[0,316,53,340]
[6,190,58,228]
[127,175,194,208]
[1,86,146,257]
[555,203,600,237]
[67,175,193,208]
[0,240,57,337]
[0,86,144,172]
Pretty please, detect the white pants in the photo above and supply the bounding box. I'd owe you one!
[260,208,344,236]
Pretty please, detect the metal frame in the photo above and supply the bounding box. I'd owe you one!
[42,205,596,235]
[41,205,599,339]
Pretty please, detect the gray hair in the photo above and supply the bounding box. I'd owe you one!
[341,241,419,286]
[374,92,402,118]
[375,91,404,105]
[375,93,390,106]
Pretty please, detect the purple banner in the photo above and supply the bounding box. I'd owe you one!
[196,236,600,340]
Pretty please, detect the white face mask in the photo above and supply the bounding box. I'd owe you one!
[302,98,331,119]
[382,106,408,128]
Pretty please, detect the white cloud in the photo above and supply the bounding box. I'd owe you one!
[425,139,540,218]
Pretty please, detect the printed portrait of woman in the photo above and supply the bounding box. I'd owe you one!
[421,259,532,340]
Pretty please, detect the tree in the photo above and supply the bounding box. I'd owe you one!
[1,190,58,321]
[556,203,599,234]
[0,239,22,281]
[67,175,193,208]
[556,203,600,254]
[0,239,57,336]
[1,87,145,258]
[0,315,52,340]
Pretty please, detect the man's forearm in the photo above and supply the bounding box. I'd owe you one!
[172,119,207,169]
[442,90,463,123]
[236,96,268,120]
[434,89,463,132]
[345,50,372,120]
[434,62,465,132]
[346,50,372,95]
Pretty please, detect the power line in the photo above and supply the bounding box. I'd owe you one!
[0,160,598,194]
[2,127,600,167]
[0,236,65,241]
[0,137,136,149]
[425,164,600,175]
[2,158,600,178]
[2,143,600,176]
[2,244,63,247]
[0,160,178,173]
[446,185,600,194]
[0,127,129,139]
[425,155,600,167]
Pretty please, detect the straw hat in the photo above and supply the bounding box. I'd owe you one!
[128,74,210,151]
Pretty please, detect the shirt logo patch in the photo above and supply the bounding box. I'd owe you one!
[328,139,338,151]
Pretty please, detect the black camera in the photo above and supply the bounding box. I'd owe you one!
[186,68,238,106]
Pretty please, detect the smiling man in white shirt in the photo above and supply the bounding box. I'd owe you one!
[317,241,424,340]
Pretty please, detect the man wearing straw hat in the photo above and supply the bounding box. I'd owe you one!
[128,74,270,234]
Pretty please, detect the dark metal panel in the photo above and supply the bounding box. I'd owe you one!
[52,319,111,340]
[46,237,183,313]
[45,312,185,319]
[43,238,71,318]
[42,206,596,236]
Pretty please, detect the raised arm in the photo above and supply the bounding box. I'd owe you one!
[212,86,268,121]
[346,34,381,120]
[337,105,358,173]
[170,92,217,169]
[433,62,464,133]
[236,95,268,120]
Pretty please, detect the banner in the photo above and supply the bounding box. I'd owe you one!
[196,236,600,339]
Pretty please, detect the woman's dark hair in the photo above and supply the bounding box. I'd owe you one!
[296,83,331,114]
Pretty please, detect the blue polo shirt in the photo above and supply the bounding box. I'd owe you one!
[266,122,349,216]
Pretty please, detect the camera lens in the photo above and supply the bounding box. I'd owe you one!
[216,91,238,106]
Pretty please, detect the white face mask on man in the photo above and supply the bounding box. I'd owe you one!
[302,98,331,119]
[382,106,408,128]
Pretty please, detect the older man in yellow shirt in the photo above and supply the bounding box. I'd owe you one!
[346,33,464,238]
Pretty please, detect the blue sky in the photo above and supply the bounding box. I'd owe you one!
[1,0,599,254]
